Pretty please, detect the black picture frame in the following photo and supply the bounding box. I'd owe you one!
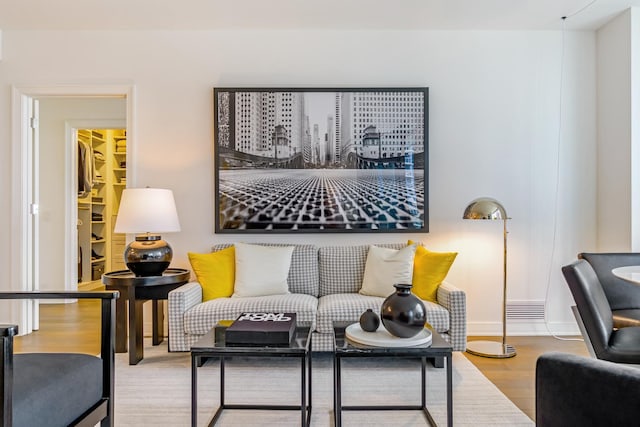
[214,87,429,233]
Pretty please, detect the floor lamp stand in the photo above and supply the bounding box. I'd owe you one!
[466,217,517,359]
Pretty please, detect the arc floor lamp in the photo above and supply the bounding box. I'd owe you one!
[463,197,516,358]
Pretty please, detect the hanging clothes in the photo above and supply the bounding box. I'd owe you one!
[78,139,94,197]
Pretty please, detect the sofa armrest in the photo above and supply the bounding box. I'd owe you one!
[168,282,203,351]
[436,281,467,351]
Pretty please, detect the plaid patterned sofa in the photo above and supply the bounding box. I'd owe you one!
[168,243,466,352]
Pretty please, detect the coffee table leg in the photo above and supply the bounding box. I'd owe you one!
[191,354,198,427]
[334,354,342,427]
[447,355,453,427]
[308,344,312,426]
[422,356,426,409]
[220,356,225,408]
[301,355,306,426]
[152,300,164,345]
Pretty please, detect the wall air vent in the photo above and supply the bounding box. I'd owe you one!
[506,300,545,321]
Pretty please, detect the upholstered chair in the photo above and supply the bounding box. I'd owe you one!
[536,352,640,426]
[578,252,640,328]
[561,259,640,364]
[0,291,117,427]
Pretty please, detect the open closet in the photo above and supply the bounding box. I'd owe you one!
[77,128,127,287]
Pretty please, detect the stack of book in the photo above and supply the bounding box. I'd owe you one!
[225,312,297,346]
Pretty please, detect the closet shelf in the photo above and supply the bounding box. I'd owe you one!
[78,128,127,282]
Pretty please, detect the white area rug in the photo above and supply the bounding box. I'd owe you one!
[115,341,533,426]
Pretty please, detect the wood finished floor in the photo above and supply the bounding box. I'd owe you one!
[14,300,590,421]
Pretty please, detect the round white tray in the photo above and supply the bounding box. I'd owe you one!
[345,323,432,347]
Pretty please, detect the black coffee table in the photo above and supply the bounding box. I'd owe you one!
[191,321,313,427]
[333,321,453,427]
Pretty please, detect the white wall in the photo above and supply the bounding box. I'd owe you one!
[597,10,634,251]
[37,97,126,291]
[0,29,597,335]
[596,8,640,252]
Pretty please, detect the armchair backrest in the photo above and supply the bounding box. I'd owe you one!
[578,252,640,310]
[561,260,613,357]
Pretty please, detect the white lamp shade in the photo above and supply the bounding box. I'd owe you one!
[114,188,181,234]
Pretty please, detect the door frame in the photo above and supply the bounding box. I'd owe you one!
[11,84,135,334]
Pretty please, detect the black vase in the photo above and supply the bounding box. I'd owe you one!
[380,283,426,338]
[359,309,380,332]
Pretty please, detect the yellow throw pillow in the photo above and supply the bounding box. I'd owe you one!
[188,246,235,301]
[408,240,457,302]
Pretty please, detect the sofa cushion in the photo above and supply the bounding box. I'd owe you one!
[233,243,294,297]
[213,243,319,296]
[316,293,450,334]
[319,245,368,296]
[411,245,457,302]
[360,244,417,297]
[188,246,235,301]
[13,353,103,427]
[318,243,405,297]
[183,293,318,335]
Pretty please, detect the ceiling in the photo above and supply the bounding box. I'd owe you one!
[1,0,639,31]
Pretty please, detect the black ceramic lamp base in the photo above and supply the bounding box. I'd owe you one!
[125,234,173,277]
[126,261,170,277]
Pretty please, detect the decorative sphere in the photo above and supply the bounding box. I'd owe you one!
[359,309,380,332]
[380,283,426,338]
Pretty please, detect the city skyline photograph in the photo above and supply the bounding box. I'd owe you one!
[214,87,428,232]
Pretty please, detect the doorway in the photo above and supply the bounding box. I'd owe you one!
[11,85,135,334]
[76,127,128,290]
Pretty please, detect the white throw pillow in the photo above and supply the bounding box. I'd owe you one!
[359,244,417,298]
[232,243,295,298]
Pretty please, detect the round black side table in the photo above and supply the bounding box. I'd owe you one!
[102,268,190,365]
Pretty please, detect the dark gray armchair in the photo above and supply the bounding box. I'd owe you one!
[0,291,118,427]
[536,352,640,426]
[562,259,640,364]
[578,252,640,328]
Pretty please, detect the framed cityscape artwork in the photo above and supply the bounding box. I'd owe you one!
[213,87,429,233]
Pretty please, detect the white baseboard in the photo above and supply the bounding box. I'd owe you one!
[467,320,581,336]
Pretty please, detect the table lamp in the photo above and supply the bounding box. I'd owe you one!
[463,197,516,358]
[114,188,181,277]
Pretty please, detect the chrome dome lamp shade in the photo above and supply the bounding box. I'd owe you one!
[463,197,516,359]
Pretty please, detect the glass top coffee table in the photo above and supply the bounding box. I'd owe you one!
[333,321,453,427]
[190,321,312,427]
